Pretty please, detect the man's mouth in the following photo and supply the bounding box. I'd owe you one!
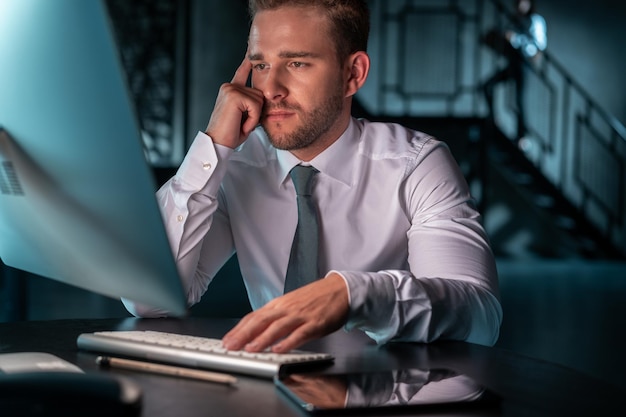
[263,102,300,119]
[265,111,294,120]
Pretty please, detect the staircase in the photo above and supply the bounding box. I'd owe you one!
[357,0,626,259]
[484,123,622,259]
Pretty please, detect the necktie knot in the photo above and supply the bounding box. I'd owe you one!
[290,165,317,197]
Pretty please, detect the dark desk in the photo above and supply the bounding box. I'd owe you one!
[1,318,624,416]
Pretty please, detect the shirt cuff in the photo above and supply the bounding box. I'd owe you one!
[327,270,397,344]
[177,131,233,196]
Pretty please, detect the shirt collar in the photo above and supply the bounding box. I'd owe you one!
[276,118,361,188]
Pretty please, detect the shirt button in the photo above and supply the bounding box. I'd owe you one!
[177,215,184,222]
[202,162,212,170]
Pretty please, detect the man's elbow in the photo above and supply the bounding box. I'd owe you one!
[466,293,503,346]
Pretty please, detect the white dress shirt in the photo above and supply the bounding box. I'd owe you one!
[127,118,502,346]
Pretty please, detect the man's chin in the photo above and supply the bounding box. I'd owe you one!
[267,136,297,151]
[261,119,320,151]
[261,125,296,150]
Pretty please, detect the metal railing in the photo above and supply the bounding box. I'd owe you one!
[361,0,626,257]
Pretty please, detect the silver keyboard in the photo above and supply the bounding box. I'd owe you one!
[77,330,334,379]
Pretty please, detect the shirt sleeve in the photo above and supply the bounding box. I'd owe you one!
[334,142,502,346]
[123,131,236,317]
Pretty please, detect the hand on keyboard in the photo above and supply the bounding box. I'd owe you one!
[222,273,349,353]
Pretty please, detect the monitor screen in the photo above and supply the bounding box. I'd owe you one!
[0,0,187,315]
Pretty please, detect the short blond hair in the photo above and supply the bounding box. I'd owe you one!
[248,0,369,62]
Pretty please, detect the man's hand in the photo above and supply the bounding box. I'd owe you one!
[205,55,264,149]
[222,273,350,353]
[281,374,348,408]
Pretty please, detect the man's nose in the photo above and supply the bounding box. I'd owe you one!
[255,69,288,101]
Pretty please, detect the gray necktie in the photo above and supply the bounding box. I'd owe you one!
[284,165,319,293]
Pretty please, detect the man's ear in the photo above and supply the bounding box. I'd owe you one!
[344,51,370,97]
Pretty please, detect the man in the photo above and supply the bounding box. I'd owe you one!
[124,0,502,353]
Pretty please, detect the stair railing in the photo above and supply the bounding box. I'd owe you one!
[361,0,625,257]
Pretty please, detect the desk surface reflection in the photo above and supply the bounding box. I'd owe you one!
[0,317,624,416]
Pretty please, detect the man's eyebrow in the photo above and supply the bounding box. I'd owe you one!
[279,51,321,59]
[248,51,321,61]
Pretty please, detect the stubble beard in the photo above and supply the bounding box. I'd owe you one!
[261,91,345,151]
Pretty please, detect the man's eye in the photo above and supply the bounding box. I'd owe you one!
[253,63,267,71]
[291,62,307,68]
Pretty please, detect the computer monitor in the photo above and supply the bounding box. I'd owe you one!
[0,0,187,315]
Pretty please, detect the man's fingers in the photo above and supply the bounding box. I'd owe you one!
[222,277,350,352]
[271,330,317,353]
[222,306,306,352]
[240,106,261,137]
[231,55,252,86]
[243,317,303,352]
[222,310,278,351]
[205,79,263,148]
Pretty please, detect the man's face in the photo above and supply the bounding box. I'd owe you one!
[248,6,348,154]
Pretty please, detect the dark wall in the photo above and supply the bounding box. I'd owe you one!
[537,0,626,125]
[187,0,249,140]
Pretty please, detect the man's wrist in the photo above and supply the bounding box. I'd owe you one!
[204,130,236,149]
